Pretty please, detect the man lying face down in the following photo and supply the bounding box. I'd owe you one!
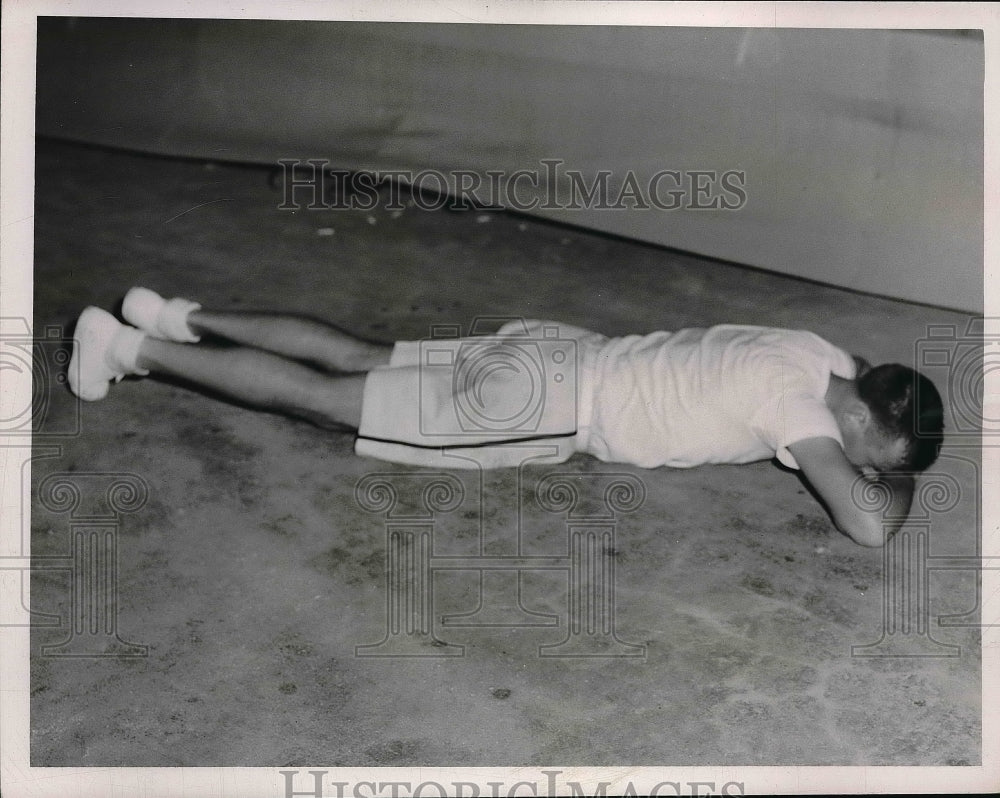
[69,288,944,548]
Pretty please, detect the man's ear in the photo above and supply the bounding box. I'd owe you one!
[845,398,871,428]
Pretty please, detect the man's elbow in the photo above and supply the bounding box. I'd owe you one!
[838,515,890,548]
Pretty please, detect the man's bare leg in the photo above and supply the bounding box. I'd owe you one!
[187,310,392,373]
[121,286,391,372]
[136,337,367,429]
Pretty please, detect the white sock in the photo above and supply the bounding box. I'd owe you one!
[123,287,201,342]
[109,326,149,378]
[159,298,202,343]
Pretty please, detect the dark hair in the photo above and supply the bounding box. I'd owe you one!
[856,364,944,472]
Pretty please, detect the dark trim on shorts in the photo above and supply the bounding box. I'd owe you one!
[355,431,577,450]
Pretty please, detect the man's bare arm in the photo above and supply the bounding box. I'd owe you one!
[787,436,913,546]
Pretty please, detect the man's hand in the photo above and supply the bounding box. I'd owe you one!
[867,470,915,540]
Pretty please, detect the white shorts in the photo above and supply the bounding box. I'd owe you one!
[355,319,607,469]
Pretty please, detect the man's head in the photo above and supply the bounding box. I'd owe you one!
[836,364,944,473]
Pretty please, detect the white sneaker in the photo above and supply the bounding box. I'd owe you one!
[68,307,147,401]
[122,287,201,342]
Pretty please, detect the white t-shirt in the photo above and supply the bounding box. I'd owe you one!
[582,325,856,469]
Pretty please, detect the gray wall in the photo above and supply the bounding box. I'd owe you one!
[36,19,984,311]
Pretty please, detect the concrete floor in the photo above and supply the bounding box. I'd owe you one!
[29,139,980,766]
